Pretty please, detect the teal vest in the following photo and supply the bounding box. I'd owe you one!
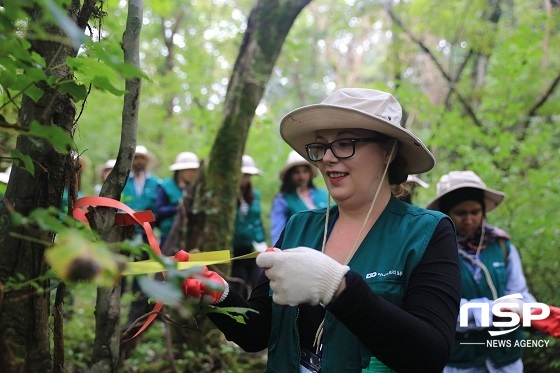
[232,190,265,255]
[158,178,184,236]
[448,240,523,368]
[265,196,448,373]
[283,188,328,217]
[122,174,160,212]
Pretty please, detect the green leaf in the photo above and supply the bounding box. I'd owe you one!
[57,80,88,101]
[25,84,45,102]
[29,208,67,233]
[0,70,17,88]
[23,65,47,82]
[10,211,25,226]
[10,149,34,175]
[138,277,185,304]
[67,56,127,95]
[27,121,74,154]
[91,75,127,96]
[202,306,258,324]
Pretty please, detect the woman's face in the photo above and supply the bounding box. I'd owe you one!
[178,168,198,184]
[315,128,390,206]
[290,165,312,189]
[447,200,484,237]
[241,174,252,188]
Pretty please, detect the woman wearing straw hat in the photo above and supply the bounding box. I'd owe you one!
[155,152,200,248]
[230,155,267,297]
[427,170,536,373]
[174,88,461,372]
[270,150,328,245]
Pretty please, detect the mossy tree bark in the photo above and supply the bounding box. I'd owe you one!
[0,1,99,372]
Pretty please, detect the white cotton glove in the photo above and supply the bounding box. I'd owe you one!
[256,246,350,306]
[494,295,525,317]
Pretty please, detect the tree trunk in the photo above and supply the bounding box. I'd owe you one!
[0,2,97,371]
[90,0,143,371]
[191,0,311,255]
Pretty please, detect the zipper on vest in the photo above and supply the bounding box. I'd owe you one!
[295,308,301,366]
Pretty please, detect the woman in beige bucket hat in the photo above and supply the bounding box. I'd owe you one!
[178,88,461,372]
[155,152,200,248]
[270,150,328,245]
[428,171,537,373]
[230,155,267,298]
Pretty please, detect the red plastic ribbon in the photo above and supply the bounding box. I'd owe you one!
[73,196,164,342]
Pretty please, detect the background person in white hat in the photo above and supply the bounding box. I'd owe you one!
[122,145,161,217]
[174,88,461,372]
[230,155,267,298]
[155,152,200,248]
[396,174,430,205]
[270,150,328,245]
[0,166,11,209]
[427,170,537,373]
[94,159,116,195]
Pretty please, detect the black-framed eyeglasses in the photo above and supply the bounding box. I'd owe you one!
[305,137,387,162]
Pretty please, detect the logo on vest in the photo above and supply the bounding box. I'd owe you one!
[365,270,403,279]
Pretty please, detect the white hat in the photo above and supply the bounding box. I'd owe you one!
[241,155,262,175]
[280,88,435,175]
[169,152,200,171]
[134,145,157,166]
[406,174,429,189]
[0,166,11,184]
[278,150,318,181]
[426,171,505,212]
[97,159,116,177]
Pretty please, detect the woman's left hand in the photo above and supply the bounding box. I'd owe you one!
[256,247,349,306]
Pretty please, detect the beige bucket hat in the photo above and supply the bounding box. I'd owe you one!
[97,159,116,178]
[0,166,11,184]
[406,174,429,189]
[426,170,505,212]
[135,145,157,167]
[241,155,262,175]
[280,88,435,175]
[169,152,200,171]
[278,150,318,181]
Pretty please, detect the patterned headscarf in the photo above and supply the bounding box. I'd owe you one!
[457,219,510,252]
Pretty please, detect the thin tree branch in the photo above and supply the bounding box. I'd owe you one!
[517,71,560,140]
[52,282,66,373]
[444,49,474,108]
[385,6,484,128]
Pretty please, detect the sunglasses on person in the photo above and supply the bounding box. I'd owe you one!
[305,137,387,162]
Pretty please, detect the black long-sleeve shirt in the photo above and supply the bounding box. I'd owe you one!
[208,219,460,372]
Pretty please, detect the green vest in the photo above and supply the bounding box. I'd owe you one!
[448,240,523,368]
[122,174,160,212]
[158,178,184,237]
[265,196,447,373]
[283,187,329,217]
[232,190,265,255]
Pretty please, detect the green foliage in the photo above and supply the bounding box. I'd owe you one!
[26,121,75,154]
[3,0,560,370]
